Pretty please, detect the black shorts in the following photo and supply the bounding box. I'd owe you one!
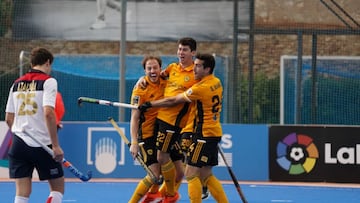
[139,135,158,166]
[156,119,184,162]
[8,134,64,180]
[186,137,221,167]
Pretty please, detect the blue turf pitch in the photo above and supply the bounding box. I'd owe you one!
[1,180,359,202]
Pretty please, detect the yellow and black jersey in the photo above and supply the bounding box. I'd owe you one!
[157,62,199,128]
[183,74,223,138]
[180,103,195,134]
[131,76,167,139]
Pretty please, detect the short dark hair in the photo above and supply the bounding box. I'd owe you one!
[141,55,162,69]
[177,37,197,51]
[30,47,54,67]
[196,53,215,74]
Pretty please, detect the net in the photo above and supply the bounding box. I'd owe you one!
[15,53,228,122]
[1,0,359,125]
[281,56,360,125]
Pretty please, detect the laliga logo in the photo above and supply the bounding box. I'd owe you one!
[325,143,360,164]
[276,133,319,175]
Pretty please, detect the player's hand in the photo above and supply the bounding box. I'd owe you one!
[160,70,168,79]
[129,142,139,159]
[135,76,148,89]
[138,101,152,112]
[52,146,64,162]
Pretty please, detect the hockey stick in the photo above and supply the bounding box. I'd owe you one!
[77,97,137,109]
[23,129,92,182]
[108,117,163,185]
[218,144,248,203]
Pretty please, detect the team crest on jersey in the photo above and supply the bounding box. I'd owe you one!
[132,96,140,105]
[147,149,153,155]
[184,76,190,82]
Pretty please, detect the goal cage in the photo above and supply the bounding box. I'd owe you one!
[280,55,360,125]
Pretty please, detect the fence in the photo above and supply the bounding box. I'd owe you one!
[0,0,359,125]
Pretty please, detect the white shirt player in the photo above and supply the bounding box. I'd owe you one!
[5,76,58,147]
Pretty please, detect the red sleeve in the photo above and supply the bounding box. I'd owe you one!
[55,92,65,125]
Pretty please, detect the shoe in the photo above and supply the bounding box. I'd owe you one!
[202,187,210,200]
[141,191,163,203]
[90,19,106,30]
[162,192,180,203]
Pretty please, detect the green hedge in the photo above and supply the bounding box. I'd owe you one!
[239,73,280,124]
[0,0,12,37]
[0,72,17,120]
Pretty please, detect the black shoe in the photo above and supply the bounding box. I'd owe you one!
[202,186,210,200]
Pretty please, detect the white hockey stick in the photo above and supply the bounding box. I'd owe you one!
[77,97,137,109]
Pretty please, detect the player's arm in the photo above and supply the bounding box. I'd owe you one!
[129,108,140,158]
[5,86,15,129]
[151,92,190,108]
[44,105,64,162]
[44,79,64,161]
[135,66,170,89]
[138,91,191,112]
[5,112,14,129]
[160,69,168,78]
[55,92,65,129]
[159,62,172,78]
[134,76,147,89]
[138,82,192,112]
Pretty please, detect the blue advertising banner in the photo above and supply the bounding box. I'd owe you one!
[58,122,269,181]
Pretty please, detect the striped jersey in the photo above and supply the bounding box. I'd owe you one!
[157,62,199,128]
[183,74,223,137]
[131,76,167,139]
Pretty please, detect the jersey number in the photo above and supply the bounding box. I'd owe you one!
[211,95,221,120]
[212,95,221,113]
[17,92,38,116]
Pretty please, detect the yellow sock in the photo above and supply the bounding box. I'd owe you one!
[161,160,176,196]
[206,175,229,203]
[128,175,153,203]
[159,182,166,196]
[175,180,182,191]
[187,176,202,203]
[159,178,181,196]
[148,184,160,193]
